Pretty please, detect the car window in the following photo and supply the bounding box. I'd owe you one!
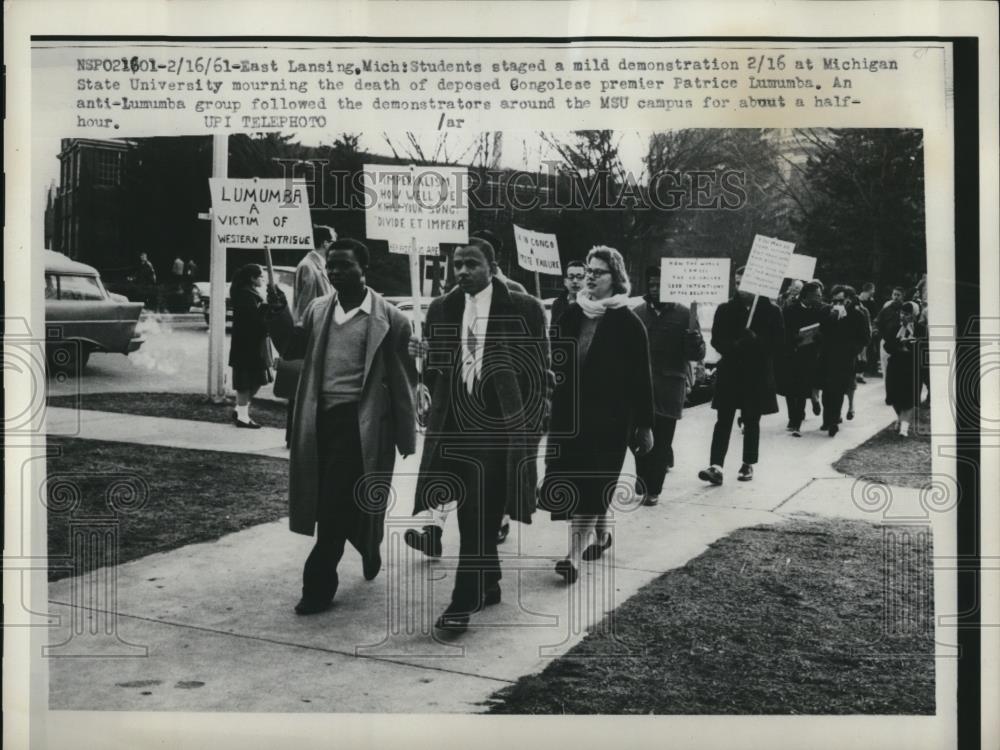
[45,274,59,300]
[57,274,106,301]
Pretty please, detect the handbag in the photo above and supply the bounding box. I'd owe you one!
[273,357,303,400]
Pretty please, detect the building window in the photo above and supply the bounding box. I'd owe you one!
[96,150,121,186]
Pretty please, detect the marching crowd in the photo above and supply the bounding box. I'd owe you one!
[224,225,929,634]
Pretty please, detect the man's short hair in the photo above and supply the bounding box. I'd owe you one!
[470,229,503,255]
[313,225,335,248]
[862,282,875,293]
[328,238,369,269]
[565,260,586,274]
[892,285,905,294]
[645,265,661,281]
[801,281,823,298]
[461,237,497,266]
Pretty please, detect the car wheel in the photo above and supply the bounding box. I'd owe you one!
[47,342,90,375]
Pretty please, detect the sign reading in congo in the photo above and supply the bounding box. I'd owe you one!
[785,253,817,281]
[363,164,469,255]
[208,178,313,249]
[513,226,562,275]
[659,258,731,305]
[738,234,797,298]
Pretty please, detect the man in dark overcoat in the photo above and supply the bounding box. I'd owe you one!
[698,266,784,485]
[407,238,551,634]
[268,239,417,615]
[818,285,871,435]
[632,266,705,505]
[778,281,825,437]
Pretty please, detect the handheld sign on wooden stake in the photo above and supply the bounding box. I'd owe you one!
[738,235,796,328]
[263,245,275,290]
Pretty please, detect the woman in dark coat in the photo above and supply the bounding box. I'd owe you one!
[229,263,274,428]
[778,281,824,436]
[884,301,926,437]
[541,246,654,584]
[818,285,871,435]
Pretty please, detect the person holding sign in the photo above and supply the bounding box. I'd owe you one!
[407,237,550,634]
[631,266,705,505]
[539,247,654,582]
[266,239,417,616]
[229,263,275,429]
[698,265,784,485]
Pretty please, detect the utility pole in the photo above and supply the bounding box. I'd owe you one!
[206,134,228,402]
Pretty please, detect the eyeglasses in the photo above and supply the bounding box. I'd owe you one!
[584,268,612,278]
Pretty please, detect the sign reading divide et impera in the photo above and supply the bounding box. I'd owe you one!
[208,178,313,249]
[659,258,731,305]
[738,234,797,298]
[363,164,469,255]
[513,225,562,275]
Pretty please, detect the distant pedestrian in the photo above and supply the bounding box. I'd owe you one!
[229,263,274,429]
[818,285,870,436]
[884,301,926,437]
[135,252,158,309]
[698,265,784,485]
[550,259,586,333]
[184,258,199,281]
[541,246,653,583]
[631,265,704,505]
[778,281,824,437]
[876,286,906,396]
[858,282,881,375]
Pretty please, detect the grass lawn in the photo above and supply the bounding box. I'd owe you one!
[833,405,932,489]
[485,517,935,715]
[47,392,289,430]
[46,437,289,581]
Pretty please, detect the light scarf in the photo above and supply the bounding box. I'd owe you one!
[576,290,631,319]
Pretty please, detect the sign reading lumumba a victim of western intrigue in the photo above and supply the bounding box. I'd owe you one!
[208,178,314,249]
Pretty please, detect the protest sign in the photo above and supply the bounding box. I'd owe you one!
[659,258,731,305]
[786,253,818,280]
[738,234,796,298]
[208,178,313,249]
[363,164,469,255]
[513,226,562,275]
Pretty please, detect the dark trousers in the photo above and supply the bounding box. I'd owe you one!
[786,396,806,428]
[446,444,507,613]
[634,414,677,497]
[710,408,760,467]
[301,402,364,602]
[822,388,846,427]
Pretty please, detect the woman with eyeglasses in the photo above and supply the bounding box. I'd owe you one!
[539,246,654,584]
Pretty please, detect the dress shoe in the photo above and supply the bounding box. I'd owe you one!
[236,418,261,429]
[362,548,382,581]
[737,463,754,482]
[555,559,579,584]
[231,410,238,424]
[582,532,613,561]
[435,611,470,634]
[791,428,802,438]
[811,398,822,415]
[483,583,502,606]
[496,521,510,545]
[294,597,333,615]
[828,424,839,437]
[698,466,724,486]
[642,494,660,507]
[846,409,855,420]
[404,525,442,558]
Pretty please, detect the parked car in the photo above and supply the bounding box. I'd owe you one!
[44,250,144,372]
[196,266,296,325]
[103,274,202,314]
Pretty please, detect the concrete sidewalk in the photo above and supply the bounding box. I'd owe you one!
[46,381,908,712]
